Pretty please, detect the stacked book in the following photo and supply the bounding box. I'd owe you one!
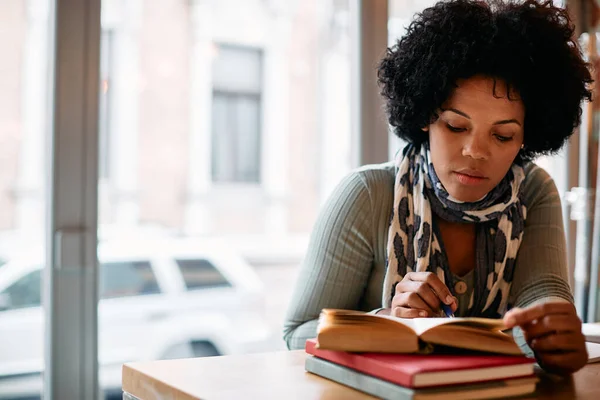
[304,309,538,400]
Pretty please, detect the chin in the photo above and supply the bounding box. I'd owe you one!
[447,186,488,203]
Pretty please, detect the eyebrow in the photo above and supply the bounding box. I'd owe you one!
[442,107,522,127]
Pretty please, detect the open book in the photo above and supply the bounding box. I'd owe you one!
[317,309,522,355]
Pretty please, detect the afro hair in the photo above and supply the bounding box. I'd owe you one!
[378,0,593,160]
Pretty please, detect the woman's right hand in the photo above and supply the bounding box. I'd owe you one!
[389,272,458,318]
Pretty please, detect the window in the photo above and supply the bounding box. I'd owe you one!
[0,0,51,397]
[211,45,263,183]
[176,259,232,290]
[0,269,42,311]
[100,261,161,299]
[95,0,355,383]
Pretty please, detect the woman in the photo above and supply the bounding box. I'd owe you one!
[283,0,593,374]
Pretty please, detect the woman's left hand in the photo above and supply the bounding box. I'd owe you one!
[503,302,588,375]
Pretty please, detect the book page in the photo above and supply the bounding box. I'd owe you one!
[317,309,515,354]
[380,315,520,355]
[319,309,506,336]
[321,309,420,334]
[317,309,420,353]
[420,324,522,355]
[319,309,419,335]
[398,317,507,336]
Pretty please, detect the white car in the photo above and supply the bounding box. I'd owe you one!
[0,238,272,399]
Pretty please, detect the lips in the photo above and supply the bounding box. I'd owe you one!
[455,168,486,178]
[453,169,488,185]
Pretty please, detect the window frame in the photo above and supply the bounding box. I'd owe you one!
[45,1,101,399]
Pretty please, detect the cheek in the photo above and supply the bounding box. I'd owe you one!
[490,152,520,182]
[428,130,455,172]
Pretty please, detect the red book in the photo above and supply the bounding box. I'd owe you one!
[305,338,535,389]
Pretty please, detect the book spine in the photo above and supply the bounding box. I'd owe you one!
[306,340,414,387]
[305,356,414,400]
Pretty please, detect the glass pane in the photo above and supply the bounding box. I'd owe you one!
[235,95,261,182]
[2,269,42,310]
[0,0,51,399]
[212,45,262,93]
[98,0,353,398]
[211,44,262,183]
[176,259,232,290]
[388,0,437,42]
[100,261,161,299]
[211,93,261,183]
[387,0,439,159]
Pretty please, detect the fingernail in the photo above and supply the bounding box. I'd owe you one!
[446,295,454,304]
[419,311,427,317]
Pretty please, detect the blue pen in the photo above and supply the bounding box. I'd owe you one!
[441,303,455,318]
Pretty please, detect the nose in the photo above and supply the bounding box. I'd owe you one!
[461,133,490,160]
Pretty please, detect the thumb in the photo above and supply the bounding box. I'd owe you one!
[503,307,522,328]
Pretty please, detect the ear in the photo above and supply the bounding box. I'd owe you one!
[422,126,429,132]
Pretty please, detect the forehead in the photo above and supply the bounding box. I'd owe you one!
[445,76,524,119]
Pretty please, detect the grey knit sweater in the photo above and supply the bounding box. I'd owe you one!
[283,161,573,354]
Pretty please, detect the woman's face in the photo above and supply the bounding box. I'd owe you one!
[426,76,525,203]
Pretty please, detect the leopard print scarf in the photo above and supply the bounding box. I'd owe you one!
[382,144,529,318]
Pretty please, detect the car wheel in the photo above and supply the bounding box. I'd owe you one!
[191,341,220,357]
[161,342,195,359]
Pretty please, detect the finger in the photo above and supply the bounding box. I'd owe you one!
[391,306,428,318]
[521,315,581,341]
[536,350,588,375]
[406,272,455,305]
[504,302,576,328]
[397,280,441,311]
[530,332,586,353]
[394,292,435,316]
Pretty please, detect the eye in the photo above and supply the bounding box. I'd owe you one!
[494,134,513,143]
[446,123,466,133]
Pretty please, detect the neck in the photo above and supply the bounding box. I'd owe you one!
[435,213,476,227]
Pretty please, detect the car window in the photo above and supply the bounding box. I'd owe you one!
[0,269,42,311]
[100,260,161,299]
[175,259,232,290]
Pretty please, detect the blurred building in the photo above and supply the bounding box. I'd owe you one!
[2,0,576,259]
[0,0,354,258]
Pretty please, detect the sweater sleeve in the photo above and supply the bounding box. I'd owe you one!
[508,166,574,355]
[282,170,375,350]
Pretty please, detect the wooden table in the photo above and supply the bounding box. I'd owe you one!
[122,350,600,400]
